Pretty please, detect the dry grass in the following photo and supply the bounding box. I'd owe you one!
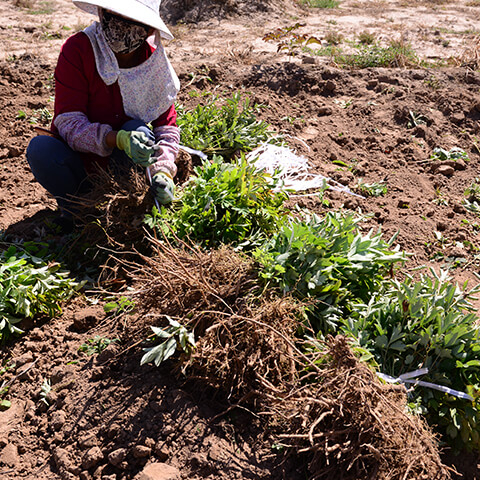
[458,34,480,69]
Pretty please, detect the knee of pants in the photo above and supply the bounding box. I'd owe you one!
[26,135,87,198]
[120,119,154,142]
[27,135,77,170]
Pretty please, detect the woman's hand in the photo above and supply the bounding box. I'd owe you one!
[116,130,157,167]
[152,171,175,204]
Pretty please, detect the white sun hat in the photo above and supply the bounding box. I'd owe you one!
[72,0,173,40]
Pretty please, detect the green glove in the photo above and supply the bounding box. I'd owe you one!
[152,171,175,205]
[116,130,157,167]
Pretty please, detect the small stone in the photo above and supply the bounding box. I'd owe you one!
[82,446,104,469]
[145,438,155,449]
[14,352,34,368]
[436,165,454,177]
[23,341,41,352]
[51,410,66,431]
[50,365,74,384]
[132,445,152,459]
[101,475,116,480]
[154,443,170,462]
[343,198,359,210]
[7,145,23,158]
[107,423,121,439]
[17,362,36,381]
[68,465,82,476]
[0,401,26,438]
[301,56,316,64]
[437,222,447,231]
[96,344,118,364]
[453,203,466,214]
[53,447,72,471]
[451,112,465,124]
[72,312,97,332]
[190,453,208,468]
[30,329,45,341]
[0,443,19,467]
[453,159,467,170]
[78,433,98,450]
[324,79,336,92]
[134,463,181,480]
[413,124,427,139]
[108,448,127,467]
[318,106,333,116]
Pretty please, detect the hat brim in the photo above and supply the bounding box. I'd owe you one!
[72,1,173,40]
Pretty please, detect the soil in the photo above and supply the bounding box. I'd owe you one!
[1,0,480,479]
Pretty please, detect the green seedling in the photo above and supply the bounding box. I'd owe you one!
[263,23,322,57]
[141,317,195,367]
[430,147,469,162]
[424,75,441,90]
[0,362,14,411]
[300,0,340,7]
[27,0,55,15]
[324,30,343,45]
[465,179,480,202]
[103,296,135,316]
[356,180,388,197]
[0,244,80,343]
[358,31,376,45]
[177,92,281,158]
[79,336,118,356]
[145,156,288,249]
[342,269,480,451]
[334,98,353,109]
[30,107,53,125]
[255,211,407,332]
[407,110,428,129]
[39,378,51,406]
[330,40,419,68]
[463,199,480,214]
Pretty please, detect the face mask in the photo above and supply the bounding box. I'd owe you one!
[100,9,150,54]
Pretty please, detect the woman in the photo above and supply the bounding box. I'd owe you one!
[26,0,180,233]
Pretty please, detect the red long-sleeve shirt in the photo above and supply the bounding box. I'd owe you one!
[52,32,177,172]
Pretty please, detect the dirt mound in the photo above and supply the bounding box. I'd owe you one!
[161,0,285,24]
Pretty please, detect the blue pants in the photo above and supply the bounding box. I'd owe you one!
[26,120,154,214]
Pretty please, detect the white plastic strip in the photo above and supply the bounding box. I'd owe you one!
[246,143,363,197]
[178,144,208,161]
[377,368,473,402]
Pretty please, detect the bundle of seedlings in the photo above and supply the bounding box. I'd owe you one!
[127,238,449,480]
[76,163,151,246]
[271,336,451,480]
[65,163,156,285]
[125,234,301,398]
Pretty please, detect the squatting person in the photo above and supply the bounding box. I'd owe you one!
[26,0,179,233]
